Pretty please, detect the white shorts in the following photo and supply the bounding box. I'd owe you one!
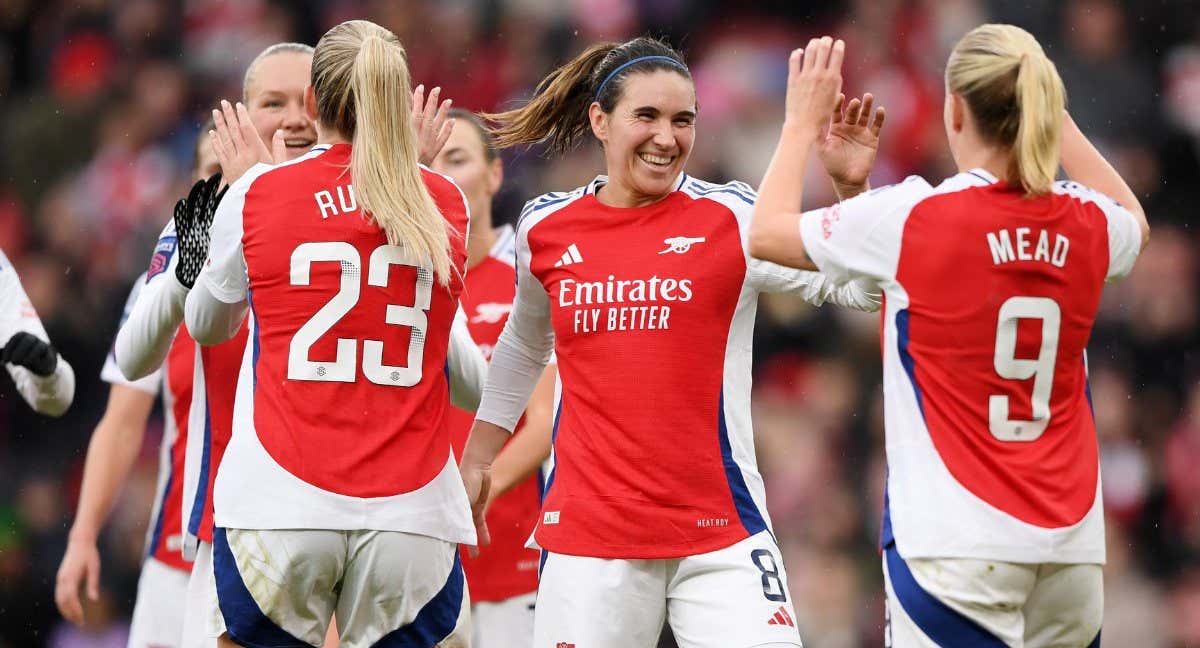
[209,527,470,648]
[182,540,219,648]
[473,590,537,648]
[128,556,191,648]
[535,530,803,648]
[883,545,1103,647]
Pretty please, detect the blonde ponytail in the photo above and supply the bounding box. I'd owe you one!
[947,24,1065,195]
[1012,53,1064,195]
[312,21,453,284]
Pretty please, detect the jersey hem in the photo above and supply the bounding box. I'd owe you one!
[534,527,752,560]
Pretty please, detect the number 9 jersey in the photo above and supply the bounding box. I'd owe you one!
[193,143,475,545]
[798,169,1143,565]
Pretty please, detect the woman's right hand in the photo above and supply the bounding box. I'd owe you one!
[785,36,845,136]
[211,100,285,185]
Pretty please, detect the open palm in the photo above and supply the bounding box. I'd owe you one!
[818,93,886,190]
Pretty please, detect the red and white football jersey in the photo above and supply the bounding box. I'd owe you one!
[102,271,194,572]
[180,320,248,558]
[446,224,541,602]
[798,169,1144,564]
[196,144,475,542]
[476,174,877,559]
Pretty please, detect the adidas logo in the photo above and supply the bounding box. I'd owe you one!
[767,605,795,628]
[553,244,583,267]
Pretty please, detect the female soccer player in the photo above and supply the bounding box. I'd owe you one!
[459,36,881,648]
[748,29,1149,647]
[433,108,557,648]
[54,130,220,644]
[185,20,475,647]
[0,250,74,416]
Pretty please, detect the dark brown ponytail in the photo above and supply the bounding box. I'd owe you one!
[485,37,690,154]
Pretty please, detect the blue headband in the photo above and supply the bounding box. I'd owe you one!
[594,55,688,101]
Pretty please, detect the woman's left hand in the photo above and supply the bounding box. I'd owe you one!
[211,100,285,184]
[412,84,455,166]
[817,92,886,193]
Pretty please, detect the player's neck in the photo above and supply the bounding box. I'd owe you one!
[466,209,497,270]
[955,144,1011,184]
[315,122,350,146]
[596,175,670,209]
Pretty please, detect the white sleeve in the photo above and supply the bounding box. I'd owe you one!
[186,173,251,345]
[1054,181,1143,282]
[695,179,881,311]
[100,275,161,394]
[797,176,932,285]
[474,224,555,432]
[113,221,188,380]
[446,306,487,412]
[748,259,881,312]
[0,249,75,416]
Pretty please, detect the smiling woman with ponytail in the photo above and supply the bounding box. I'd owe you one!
[459,34,884,648]
[748,26,1149,647]
[183,19,476,648]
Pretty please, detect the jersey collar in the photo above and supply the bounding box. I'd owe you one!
[585,172,689,196]
[489,223,515,257]
[964,168,999,185]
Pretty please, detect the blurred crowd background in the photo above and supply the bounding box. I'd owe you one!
[0,0,1197,646]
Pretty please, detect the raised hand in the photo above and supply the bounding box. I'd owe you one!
[785,37,845,135]
[210,100,285,184]
[412,84,455,166]
[818,93,886,195]
[174,173,227,289]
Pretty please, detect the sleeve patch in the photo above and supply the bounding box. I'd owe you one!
[147,235,178,280]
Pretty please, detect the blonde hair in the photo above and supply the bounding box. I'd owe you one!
[242,42,315,102]
[946,24,1065,195]
[311,20,453,284]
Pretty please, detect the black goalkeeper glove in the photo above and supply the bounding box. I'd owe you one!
[174,172,227,289]
[1,331,58,377]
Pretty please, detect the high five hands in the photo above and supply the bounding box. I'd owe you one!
[787,37,886,196]
[209,84,455,186]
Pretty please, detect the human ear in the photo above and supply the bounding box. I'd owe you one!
[304,86,318,121]
[589,102,608,145]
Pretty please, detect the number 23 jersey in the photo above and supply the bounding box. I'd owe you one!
[799,169,1143,564]
[197,144,474,544]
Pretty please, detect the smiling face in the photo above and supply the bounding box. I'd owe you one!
[590,69,696,205]
[244,51,318,160]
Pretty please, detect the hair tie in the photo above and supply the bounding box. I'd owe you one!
[594,55,688,101]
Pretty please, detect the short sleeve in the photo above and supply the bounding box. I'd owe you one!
[1054,181,1143,282]
[798,177,932,285]
[198,176,251,303]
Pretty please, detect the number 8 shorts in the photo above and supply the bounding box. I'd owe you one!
[208,527,471,648]
[534,530,803,648]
